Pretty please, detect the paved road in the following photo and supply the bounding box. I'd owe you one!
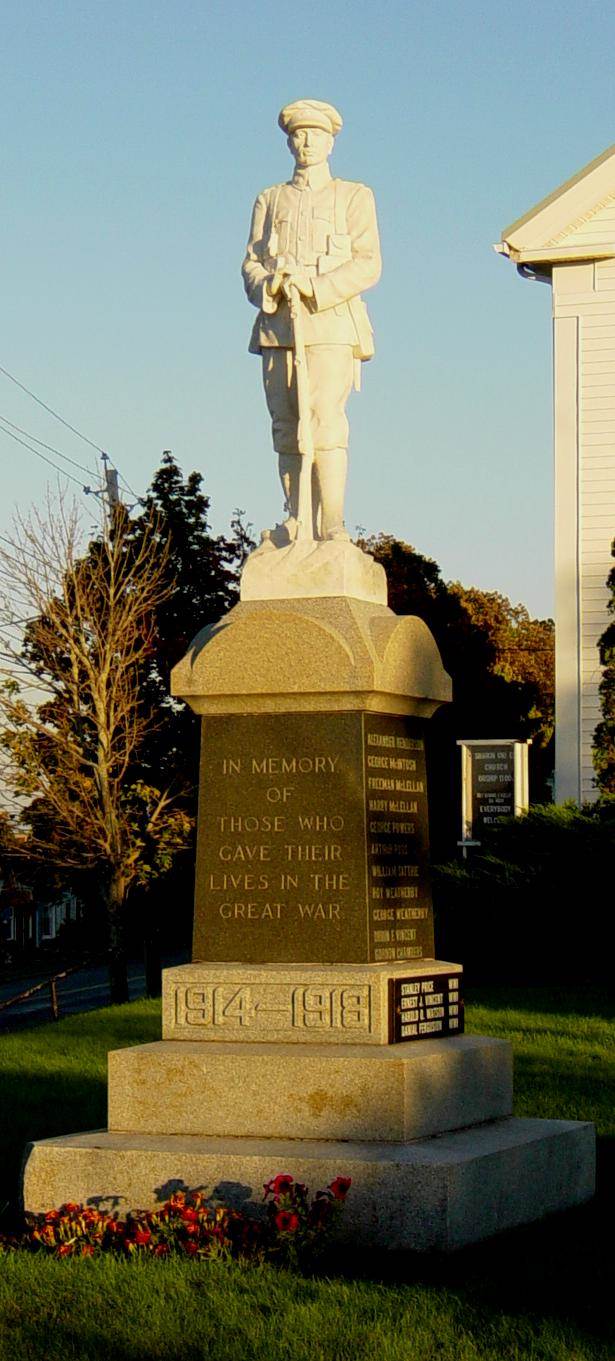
[0,954,188,1032]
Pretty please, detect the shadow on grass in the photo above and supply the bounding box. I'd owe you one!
[0,1000,159,1223]
[0,1070,106,1222]
[318,1142,614,1351]
[466,984,615,1022]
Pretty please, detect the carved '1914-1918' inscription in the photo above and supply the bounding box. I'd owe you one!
[175,982,372,1035]
[193,711,434,964]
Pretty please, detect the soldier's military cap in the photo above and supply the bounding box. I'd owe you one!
[278,99,343,137]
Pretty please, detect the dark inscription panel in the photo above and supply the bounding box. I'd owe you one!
[194,712,368,963]
[390,972,464,1043]
[363,713,435,963]
[471,744,515,838]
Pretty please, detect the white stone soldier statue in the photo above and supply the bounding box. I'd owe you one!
[242,98,381,542]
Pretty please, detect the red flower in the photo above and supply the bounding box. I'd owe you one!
[329,1177,351,1200]
[61,1203,81,1214]
[132,1229,151,1246]
[275,1210,299,1233]
[264,1174,294,1199]
[81,1244,94,1257]
[57,1243,73,1257]
[154,1243,169,1257]
[183,1240,199,1255]
[180,1207,199,1223]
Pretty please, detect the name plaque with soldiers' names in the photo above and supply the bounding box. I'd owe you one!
[193,711,435,964]
[390,972,464,1042]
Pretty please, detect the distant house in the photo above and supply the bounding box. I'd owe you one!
[0,882,80,954]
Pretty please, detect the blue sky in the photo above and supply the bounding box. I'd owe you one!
[2,0,615,617]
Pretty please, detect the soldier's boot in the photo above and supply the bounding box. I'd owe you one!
[277,453,300,541]
[314,447,350,542]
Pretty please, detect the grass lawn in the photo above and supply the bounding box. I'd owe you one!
[0,986,612,1361]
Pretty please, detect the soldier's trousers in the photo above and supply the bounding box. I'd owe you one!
[262,345,354,455]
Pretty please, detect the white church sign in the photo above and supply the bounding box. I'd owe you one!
[457,738,530,849]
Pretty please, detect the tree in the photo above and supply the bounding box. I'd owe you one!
[117,451,252,981]
[593,536,615,795]
[359,534,556,850]
[123,452,247,793]
[447,584,555,744]
[0,497,192,1001]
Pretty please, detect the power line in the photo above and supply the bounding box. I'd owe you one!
[0,414,95,479]
[0,423,93,493]
[0,362,105,456]
[0,362,143,508]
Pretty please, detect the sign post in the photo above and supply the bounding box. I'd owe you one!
[457,739,530,854]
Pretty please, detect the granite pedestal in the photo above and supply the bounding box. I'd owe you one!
[21,591,596,1248]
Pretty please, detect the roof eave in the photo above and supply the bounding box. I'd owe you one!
[494,242,615,268]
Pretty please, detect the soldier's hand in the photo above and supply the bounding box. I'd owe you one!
[267,272,284,298]
[282,273,314,301]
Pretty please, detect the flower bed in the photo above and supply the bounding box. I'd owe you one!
[0,1175,351,1267]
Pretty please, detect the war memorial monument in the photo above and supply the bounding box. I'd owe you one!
[22,100,595,1250]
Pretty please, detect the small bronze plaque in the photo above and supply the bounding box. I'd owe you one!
[193,711,435,964]
[389,972,464,1043]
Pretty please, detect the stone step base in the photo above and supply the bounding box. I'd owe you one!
[107,1034,512,1143]
[22,1118,595,1252]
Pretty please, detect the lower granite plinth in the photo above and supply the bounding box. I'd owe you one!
[107,1034,512,1143]
[21,1118,595,1252]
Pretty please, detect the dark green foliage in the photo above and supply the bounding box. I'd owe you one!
[433,801,615,982]
[124,451,243,790]
[593,537,615,794]
[120,454,254,964]
[361,536,554,854]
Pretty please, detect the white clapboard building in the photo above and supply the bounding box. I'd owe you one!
[497,143,615,803]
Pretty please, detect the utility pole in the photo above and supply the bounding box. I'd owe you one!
[101,452,121,512]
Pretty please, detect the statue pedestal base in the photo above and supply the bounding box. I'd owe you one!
[19,597,596,1248]
[240,538,387,606]
[21,961,596,1250]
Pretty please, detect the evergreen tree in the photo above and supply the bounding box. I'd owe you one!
[593,537,615,795]
[119,454,254,981]
[124,451,242,790]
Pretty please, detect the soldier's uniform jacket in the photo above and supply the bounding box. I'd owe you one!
[242,172,381,360]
